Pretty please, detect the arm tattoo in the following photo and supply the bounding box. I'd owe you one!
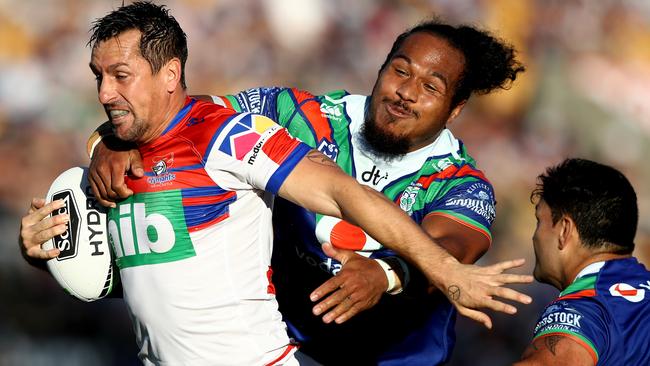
[447,285,461,301]
[544,335,562,356]
[306,150,337,167]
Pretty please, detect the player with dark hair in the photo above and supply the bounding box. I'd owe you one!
[78,18,527,365]
[515,158,650,365]
[19,3,533,365]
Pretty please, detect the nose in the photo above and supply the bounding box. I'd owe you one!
[396,77,417,103]
[97,76,116,105]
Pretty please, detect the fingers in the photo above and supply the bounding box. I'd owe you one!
[310,275,341,302]
[26,245,61,261]
[321,242,352,265]
[488,258,527,273]
[312,289,359,324]
[29,197,46,213]
[89,168,116,208]
[129,149,145,178]
[24,200,65,225]
[456,306,493,330]
[111,166,133,200]
[493,273,534,286]
[491,285,532,306]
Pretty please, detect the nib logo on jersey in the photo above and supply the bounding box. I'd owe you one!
[107,191,196,268]
[51,190,81,260]
[609,283,646,303]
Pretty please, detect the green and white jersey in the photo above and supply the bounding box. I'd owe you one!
[214,88,497,365]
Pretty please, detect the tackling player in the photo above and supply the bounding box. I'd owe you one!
[515,158,650,365]
[19,2,533,365]
[79,17,526,366]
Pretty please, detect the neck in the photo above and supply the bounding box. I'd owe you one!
[139,92,187,145]
[562,252,631,289]
[407,128,444,153]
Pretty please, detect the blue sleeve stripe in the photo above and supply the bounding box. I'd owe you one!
[265,143,312,195]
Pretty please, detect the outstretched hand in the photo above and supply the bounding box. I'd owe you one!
[309,243,387,324]
[89,137,144,208]
[436,258,533,329]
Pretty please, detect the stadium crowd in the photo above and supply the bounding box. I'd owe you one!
[1,0,650,365]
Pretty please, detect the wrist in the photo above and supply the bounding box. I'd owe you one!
[374,258,403,295]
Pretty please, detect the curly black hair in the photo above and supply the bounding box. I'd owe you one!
[532,158,638,254]
[88,1,188,89]
[379,18,525,107]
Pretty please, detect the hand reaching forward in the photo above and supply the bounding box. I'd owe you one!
[309,243,387,324]
[435,258,533,329]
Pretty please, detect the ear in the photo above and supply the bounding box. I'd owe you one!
[446,100,467,125]
[557,215,576,250]
[162,57,182,93]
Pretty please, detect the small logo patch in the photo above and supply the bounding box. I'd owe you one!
[609,283,645,302]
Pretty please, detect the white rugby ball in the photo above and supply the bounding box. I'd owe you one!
[43,167,114,302]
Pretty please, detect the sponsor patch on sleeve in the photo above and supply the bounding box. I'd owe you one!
[442,181,496,225]
[217,114,280,161]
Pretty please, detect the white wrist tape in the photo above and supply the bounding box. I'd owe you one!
[375,259,403,295]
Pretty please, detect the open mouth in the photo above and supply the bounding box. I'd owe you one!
[107,109,130,124]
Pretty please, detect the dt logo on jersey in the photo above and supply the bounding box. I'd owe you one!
[609,283,645,302]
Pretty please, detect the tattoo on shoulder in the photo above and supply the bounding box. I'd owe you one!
[447,285,461,301]
[306,151,337,167]
[544,335,562,356]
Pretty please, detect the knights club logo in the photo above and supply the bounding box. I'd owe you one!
[609,282,645,303]
[148,153,176,186]
[152,153,174,176]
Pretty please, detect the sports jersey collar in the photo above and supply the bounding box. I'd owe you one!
[574,261,606,281]
[161,96,196,136]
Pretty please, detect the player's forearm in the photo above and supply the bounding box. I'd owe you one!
[279,151,459,290]
[335,184,458,290]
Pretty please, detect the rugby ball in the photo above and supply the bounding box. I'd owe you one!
[43,167,114,302]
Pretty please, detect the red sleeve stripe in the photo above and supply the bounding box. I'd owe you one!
[417,164,488,189]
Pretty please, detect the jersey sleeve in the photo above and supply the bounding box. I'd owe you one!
[424,178,496,242]
[532,299,609,365]
[211,87,295,126]
[203,112,311,194]
[211,87,345,154]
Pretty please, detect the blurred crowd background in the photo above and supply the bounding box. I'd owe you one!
[1,0,650,365]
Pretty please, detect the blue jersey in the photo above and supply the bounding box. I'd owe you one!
[214,87,496,365]
[532,258,650,365]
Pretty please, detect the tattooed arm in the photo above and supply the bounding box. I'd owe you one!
[514,335,595,366]
[278,149,533,328]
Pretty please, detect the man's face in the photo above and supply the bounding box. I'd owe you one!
[89,29,168,143]
[532,200,562,285]
[365,32,466,156]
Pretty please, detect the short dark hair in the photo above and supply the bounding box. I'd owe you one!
[532,158,638,254]
[379,18,525,107]
[88,1,188,89]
